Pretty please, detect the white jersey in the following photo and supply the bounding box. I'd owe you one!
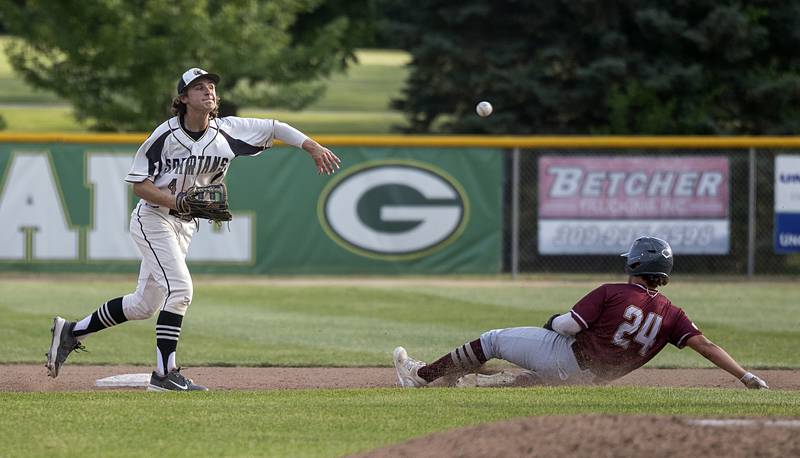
[125,116,276,195]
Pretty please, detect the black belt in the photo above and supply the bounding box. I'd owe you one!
[571,343,591,371]
[145,202,178,217]
[144,202,190,221]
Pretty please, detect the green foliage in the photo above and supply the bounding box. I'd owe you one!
[0,0,370,131]
[380,0,800,134]
[0,40,408,133]
[1,276,798,367]
[240,108,406,135]
[0,105,91,131]
[1,388,798,457]
[0,113,6,130]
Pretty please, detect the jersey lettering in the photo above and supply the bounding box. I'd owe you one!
[208,157,221,174]
[186,156,197,175]
[162,155,231,176]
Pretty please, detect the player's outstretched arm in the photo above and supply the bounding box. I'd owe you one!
[686,335,768,389]
[271,120,341,175]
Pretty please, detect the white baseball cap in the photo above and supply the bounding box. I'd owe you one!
[177,67,220,94]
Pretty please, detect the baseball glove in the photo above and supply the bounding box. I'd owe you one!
[176,183,232,222]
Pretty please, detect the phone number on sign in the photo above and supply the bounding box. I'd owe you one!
[549,224,717,249]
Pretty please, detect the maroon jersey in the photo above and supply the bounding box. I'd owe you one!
[570,283,701,382]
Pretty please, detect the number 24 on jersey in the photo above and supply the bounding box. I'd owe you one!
[612,305,663,356]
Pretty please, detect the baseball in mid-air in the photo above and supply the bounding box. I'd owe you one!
[476,101,493,117]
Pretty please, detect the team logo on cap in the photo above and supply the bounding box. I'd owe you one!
[318,160,469,260]
[193,69,203,76]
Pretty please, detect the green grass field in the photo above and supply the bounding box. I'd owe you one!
[2,388,796,457]
[4,277,799,367]
[2,276,799,457]
[0,36,410,134]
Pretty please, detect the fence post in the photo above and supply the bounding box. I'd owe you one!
[747,147,757,277]
[511,147,520,279]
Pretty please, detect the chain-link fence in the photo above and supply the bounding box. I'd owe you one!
[502,145,800,276]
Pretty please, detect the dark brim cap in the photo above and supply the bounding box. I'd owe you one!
[177,67,220,94]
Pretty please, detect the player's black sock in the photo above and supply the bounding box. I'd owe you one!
[156,310,183,376]
[417,339,487,382]
[72,297,127,337]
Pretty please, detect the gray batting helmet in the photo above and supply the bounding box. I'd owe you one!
[621,236,673,277]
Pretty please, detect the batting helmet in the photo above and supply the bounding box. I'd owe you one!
[621,236,673,278]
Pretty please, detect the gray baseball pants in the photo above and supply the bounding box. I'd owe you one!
[479,327,595,385]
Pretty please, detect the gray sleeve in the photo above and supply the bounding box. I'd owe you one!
[552,313,582,336]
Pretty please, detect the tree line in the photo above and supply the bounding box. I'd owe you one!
[2,0,799,134]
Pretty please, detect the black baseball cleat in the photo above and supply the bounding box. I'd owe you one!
[45,316,86,378]
[147,368,208,392]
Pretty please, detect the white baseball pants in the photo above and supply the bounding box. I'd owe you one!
[121,202,196,319]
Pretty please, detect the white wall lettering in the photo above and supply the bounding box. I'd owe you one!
[0,152,78,259]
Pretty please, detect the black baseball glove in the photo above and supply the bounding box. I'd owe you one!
[176,183,232,222]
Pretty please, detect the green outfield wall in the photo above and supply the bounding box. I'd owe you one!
[3,134,799,275]
[0,141,503,274]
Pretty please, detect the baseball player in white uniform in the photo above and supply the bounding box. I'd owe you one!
[46,67,341,391]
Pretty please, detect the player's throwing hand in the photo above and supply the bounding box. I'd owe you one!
[304,140,341,175]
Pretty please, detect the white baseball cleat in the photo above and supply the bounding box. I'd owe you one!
[393,346,427,388]
[455,371,519,388]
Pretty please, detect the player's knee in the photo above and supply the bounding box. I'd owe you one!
[122,276,168,320]
[164,284,192,316]
[122,290,162,320]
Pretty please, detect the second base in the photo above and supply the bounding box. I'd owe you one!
[95,373,151,388]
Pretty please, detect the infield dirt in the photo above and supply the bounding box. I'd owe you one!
[350,415,800,458]
[1,365,798,391]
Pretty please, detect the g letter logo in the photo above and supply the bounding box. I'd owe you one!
[318,160,469,260]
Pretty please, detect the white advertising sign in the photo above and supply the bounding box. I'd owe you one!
[774,155,800,253]
[538,156,730,254]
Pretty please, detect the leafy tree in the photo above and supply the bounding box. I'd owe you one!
[379,0,800,134]
[0,0,371,131]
